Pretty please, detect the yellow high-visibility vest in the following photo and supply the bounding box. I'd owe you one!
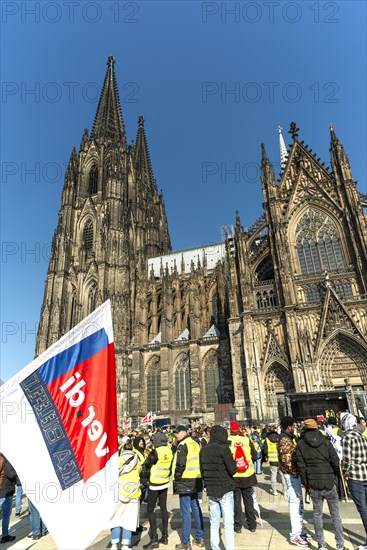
[174,438,201,479]
[228,434,255,478]
[118,453,141,500]
[150,446,173,485]
[267,439,278,463]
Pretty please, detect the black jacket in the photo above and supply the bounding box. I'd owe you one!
[0,454,17,498]
[200,426,237,499]
[173,435,203,495]
[296,429,339,491]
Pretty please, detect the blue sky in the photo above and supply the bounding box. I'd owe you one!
[1,0,366,381]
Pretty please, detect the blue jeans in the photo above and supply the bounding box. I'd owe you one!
[254,458,262,474]
[283,474,304,539]
[209,491,234,550]
[179,493,204,545]
[16,485,22,514]
[111,526,132,545]
[28,499,47,536]
[0,496,13,537]
[348,478,367,538]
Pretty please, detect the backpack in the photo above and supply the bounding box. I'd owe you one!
[234,442,249,472]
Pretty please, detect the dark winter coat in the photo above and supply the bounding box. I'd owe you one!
[200,425,237,499]
[296,429,340,491]
[0,454,17,498]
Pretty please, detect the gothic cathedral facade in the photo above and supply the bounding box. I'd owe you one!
[36,57,367,425]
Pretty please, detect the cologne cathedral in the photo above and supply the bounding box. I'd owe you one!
[36,57,367,426]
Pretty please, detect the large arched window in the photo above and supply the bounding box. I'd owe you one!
[146,356,161,413]
[83,220,94,256]
[175,354,191,410]
[203,350,220,408]
[296,209,345,276]
[88,164,98,195]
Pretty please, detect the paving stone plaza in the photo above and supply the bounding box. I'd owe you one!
[4,466,362,550]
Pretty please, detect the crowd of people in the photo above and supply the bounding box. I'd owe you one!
[112,413,367,550]
[0,413,366,550]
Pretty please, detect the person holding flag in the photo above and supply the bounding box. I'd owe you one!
[108,444,142,550]
[0,300,119,550]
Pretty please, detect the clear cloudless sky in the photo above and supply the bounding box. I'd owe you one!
[1,0,366,381]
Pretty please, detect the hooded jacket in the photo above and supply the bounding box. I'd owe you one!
[199,425,237,498]
[296,429,339,491]
[263,432,280,465]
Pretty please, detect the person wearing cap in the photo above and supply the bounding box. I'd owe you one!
[263,423,287,496]
[173,425,204,550]
[228,420,258,534]
[200,425,237,550]
[142,433,173,549]
[296,418,345,550]
[278,416,308,548]
[340,413,367,550]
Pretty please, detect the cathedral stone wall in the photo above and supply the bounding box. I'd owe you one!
[36,58,367,426]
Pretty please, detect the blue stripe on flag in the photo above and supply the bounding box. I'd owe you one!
[20,371,83,490]
[38,329,108,385]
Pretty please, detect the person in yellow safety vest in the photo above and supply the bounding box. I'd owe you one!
[107,448,142,550]
[173,425,204,550]
[142,433,173,549]
[228,421,258,534]
[133,436,146,462]
[263,423,287,496]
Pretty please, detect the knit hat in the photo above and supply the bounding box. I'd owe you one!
[340,413,357,431]
[230,421,240,433]
[304,419,318,430]
[153,432,168,447]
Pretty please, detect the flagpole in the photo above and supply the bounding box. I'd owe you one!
[339,464,348,502]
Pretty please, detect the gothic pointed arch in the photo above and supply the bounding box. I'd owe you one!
[318,330,367,388]
[202,349,220,407]
[85,280,98,315]
[264,361,294,406]
[174,353,191,410]
[83,219,94,257]
[262,329,287,368]
[293,207,347,276]
[88,163,99,195]
[145,355,161,413]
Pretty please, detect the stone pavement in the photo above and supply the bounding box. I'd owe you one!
[3,467,364,550]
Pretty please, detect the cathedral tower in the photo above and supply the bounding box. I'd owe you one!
[36,56,171,417]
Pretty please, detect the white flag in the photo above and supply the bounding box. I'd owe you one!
[0,300,118,549]
[325,425,342,460]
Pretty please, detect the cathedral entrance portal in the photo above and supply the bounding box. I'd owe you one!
[264,362,293,421]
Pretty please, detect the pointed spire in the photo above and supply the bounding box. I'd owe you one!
[91,56,125,145]
[329,123,353,180]
[260,143,277,193]
[277,123,289,169]
[135,114,154,183]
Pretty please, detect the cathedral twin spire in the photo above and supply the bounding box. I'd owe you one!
[91,55,126,145]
